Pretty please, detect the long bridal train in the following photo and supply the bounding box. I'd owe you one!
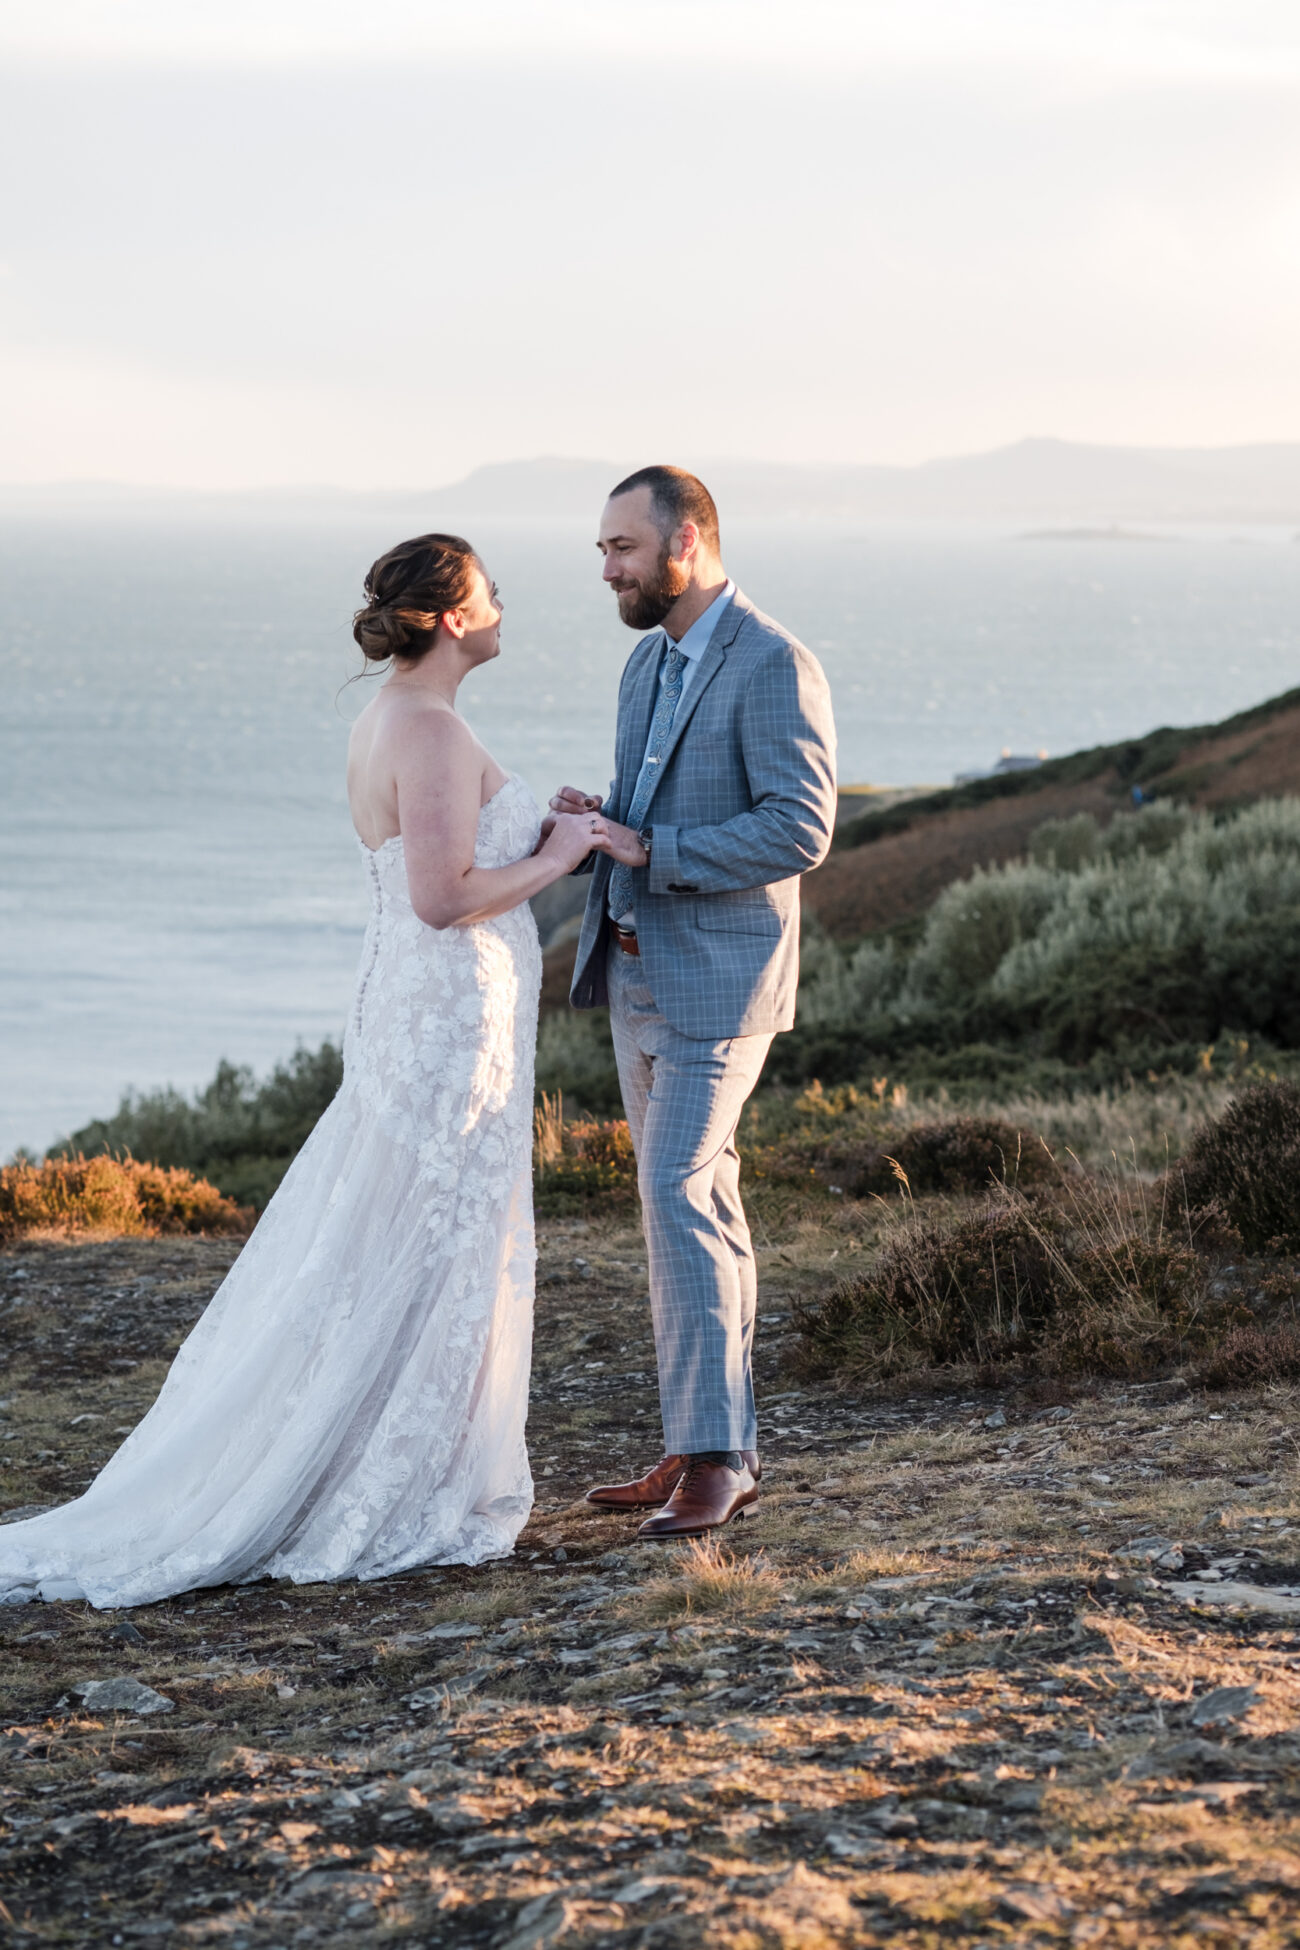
[0,777,542,1608]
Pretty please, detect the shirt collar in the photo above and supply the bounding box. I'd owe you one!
[664,579,736,662]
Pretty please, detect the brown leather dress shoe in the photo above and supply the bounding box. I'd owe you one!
[636,1455,759,1539]
[585,1451,762,1511]
[586,1454,686,1511]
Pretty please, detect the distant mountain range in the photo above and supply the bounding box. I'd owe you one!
[419,442,1300,524]
[8,439,1300,523]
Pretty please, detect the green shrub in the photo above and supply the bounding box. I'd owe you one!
[1099,800,1192,863]
[1027,812,1104,872]
[795,798,1300,1069]
[54,1042,344,1211]
[1178,1081,1300,1251]
[534,1010,622,1117]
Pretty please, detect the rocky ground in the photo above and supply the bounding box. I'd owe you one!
[2,1222,1299,1947]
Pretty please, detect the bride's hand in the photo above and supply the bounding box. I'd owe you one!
[532,814,556,854]
[540,810,598,872]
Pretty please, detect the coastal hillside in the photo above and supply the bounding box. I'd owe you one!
[803,683,1300,942]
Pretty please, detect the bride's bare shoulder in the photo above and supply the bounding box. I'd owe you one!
[357,690,473,759]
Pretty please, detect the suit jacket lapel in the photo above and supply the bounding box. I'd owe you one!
[635,592,746,820]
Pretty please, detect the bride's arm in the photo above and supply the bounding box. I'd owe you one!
[395,711,594,929]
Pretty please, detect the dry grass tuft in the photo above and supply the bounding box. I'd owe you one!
[0,1153,250,1242]
[789,1547,929,1599]
[635,1536,785,1620]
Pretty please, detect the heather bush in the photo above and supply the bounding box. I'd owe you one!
[889,1117,1053,1196]
[1177,1081,1300,1251]
[1195,1321,1300,1390]
[794,1168,1209,1382]
[795,1200,1061,1375]
[0,1155,248,1242]
[773,1114,1053,1200]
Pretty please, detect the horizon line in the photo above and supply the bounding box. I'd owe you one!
[8,432,1300,499]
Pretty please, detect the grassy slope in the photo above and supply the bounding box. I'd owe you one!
[537,686,1300,1001]
[804,685,1300,942]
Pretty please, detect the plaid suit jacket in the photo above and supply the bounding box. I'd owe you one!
[569,588,837,1038]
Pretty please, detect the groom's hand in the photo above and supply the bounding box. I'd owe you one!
[550,785,603,815]
[589,817,648,868]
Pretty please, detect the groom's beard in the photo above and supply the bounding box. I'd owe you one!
[613,547,689,630]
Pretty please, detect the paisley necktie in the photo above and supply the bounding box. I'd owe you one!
[609,642,684,922]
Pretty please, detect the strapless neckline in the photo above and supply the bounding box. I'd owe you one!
[355,773,517,857]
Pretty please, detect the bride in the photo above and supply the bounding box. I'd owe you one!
[0,533,596,1607]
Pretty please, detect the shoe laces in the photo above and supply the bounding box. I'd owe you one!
[679,1452,736,1491]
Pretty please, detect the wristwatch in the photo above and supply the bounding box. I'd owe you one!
[637,826,653,861]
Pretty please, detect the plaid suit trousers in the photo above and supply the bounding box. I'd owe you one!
[607,944,772,1453]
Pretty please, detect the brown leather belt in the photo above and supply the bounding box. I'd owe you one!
[611,923,640,957]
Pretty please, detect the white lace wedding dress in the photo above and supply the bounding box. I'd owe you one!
[0,775,543,1608]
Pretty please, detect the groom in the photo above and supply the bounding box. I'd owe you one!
[550,465,837,1538]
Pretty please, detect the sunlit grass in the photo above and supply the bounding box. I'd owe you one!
[632,1538,785,1621]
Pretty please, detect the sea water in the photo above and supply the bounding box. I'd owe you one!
[2,514,1299,1157]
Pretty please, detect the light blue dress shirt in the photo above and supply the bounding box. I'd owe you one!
[612,579,736,926]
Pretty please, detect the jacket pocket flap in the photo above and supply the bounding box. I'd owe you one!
[695,904,783,935]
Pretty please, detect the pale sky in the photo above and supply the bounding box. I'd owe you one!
[1,0,1298,487]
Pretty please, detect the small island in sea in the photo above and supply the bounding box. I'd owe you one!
[1020,524,1176,542]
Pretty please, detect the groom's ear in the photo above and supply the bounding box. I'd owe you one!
[672,519,699,565]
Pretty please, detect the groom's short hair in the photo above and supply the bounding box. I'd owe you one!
[609,465,721,556]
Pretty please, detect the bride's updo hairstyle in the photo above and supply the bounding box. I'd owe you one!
[352,532,480,665]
